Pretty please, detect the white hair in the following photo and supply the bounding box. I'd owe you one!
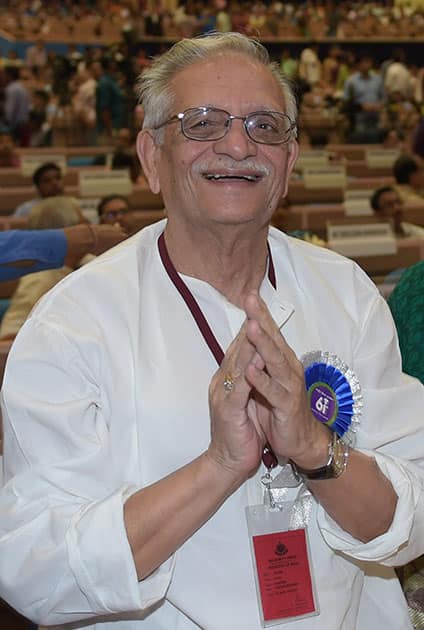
[28,196,82,229]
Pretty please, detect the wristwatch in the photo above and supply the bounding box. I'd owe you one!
[290,432,349,481]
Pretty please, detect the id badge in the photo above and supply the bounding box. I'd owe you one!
[246,502,319,627]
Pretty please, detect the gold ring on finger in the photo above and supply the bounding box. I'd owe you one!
[223,374,235,392]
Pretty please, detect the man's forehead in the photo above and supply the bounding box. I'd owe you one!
[170,54,285,111]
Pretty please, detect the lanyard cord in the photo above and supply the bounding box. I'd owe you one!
[157,231,279,471]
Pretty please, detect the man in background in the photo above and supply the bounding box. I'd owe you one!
[13,162,71,218]
[93,57,124,145]
[370,185,424,238]
[2,66,31,146]
[393,154,424,204]
[343,52,384,142]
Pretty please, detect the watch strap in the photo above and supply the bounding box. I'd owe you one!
[290,432,349,481]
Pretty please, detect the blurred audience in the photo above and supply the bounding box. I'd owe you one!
[0,1,422,150]
[1,1,424,46]
[0,3,422,149]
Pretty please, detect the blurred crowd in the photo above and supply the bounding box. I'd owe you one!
[0,36,423,153]
[0,0,423,156]
[1,1,424,42]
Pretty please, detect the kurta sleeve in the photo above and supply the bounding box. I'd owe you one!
[317,288,424,565]
[0,314,174,626]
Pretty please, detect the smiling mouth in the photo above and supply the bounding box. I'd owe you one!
[203,173,262,182]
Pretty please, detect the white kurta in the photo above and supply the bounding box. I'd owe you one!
[0,221,423,630]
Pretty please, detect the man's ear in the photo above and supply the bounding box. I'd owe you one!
[136,129,161,194]
[281,140,299,198]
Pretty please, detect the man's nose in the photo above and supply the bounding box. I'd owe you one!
[213,119,257,160]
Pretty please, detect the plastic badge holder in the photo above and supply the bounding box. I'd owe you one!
[246,501,319,627]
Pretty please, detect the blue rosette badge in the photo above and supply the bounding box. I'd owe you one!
[301,350,363,447]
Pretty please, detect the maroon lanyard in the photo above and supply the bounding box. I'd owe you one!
[158,232,276,363]
[158,231,279,470]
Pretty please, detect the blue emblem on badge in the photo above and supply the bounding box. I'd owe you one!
[302,351,362,446]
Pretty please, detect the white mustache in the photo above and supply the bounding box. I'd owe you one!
[193,159,270,177]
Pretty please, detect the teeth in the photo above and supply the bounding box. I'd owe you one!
[204,174,258,181]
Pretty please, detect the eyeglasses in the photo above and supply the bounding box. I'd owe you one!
[101,208,130,220]
[154,106,296,145]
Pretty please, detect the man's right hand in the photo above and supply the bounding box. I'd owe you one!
[207,323,265,483]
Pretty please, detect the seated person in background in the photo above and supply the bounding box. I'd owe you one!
[380,90,419,142]
[380,127,405,151]
[12,161,75,218]
[0,224,127,282]
[393,154,424,204]
[28,89,53,147]
[370,185,424,238]
[0,128,20,167]
[97,194,133,232]
[1,198,93,340]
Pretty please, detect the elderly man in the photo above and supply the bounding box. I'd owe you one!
[0,33,423,630]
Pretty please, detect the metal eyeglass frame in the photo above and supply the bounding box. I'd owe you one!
[153,106,297,145]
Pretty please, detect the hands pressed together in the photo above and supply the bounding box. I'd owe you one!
[208,290,330,482]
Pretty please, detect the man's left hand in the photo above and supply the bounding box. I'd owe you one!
[243,290,330,469]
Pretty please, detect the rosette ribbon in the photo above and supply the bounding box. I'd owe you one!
[301,350,363,447]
